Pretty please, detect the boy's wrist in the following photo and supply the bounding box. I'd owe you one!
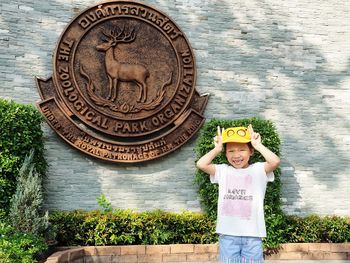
[213,146,222,155]
[252,143,264,151]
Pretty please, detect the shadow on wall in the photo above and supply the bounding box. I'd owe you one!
[205,0,350,214]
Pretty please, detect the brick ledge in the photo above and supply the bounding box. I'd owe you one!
[45,243,350,262]
[267,243,350,260]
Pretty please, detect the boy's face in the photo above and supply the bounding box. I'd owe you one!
[225,142,254,169]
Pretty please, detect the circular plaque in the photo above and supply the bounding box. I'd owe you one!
[36,1,208,163]
[53,1,195,137]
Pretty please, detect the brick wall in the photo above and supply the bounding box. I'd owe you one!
[45,243,350,262]
[1,0,349,215]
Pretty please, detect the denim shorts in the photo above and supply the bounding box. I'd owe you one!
[219,235,264,263]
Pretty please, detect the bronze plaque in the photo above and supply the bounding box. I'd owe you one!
[36,1,208,163]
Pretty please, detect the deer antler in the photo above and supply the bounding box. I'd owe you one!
[101,28,114,40]
[100,26,136,44]
[112,26,136,43]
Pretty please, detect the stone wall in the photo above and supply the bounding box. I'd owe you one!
[1,0,349,215]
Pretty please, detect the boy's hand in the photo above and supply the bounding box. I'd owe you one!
[213,126,224,153]
[196,126,224,175]
[248,124,281,173]
[248,124,262,149]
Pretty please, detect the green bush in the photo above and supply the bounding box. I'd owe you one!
[0,98,47,213]
[9,150,49,236]
[49,209,350,250]
[0,221,47,263]
[283,215,350,243]
[49,209,217,246]
[321,215,350,242]
[139,210,216,244]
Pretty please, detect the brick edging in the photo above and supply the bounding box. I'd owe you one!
[45,244,218,263]
[266,243,350,260]
[45,243,350,262]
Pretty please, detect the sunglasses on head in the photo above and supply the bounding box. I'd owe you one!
[225,128,247,137]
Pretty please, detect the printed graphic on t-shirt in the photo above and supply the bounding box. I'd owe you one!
[220,174,253,219]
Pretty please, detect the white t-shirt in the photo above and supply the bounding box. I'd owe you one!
[210,162,274,237]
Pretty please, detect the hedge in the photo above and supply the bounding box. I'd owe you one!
[0,221,47,263]
[49,209,217,246]
[49,210,350,249]
[283,215,350,243]
[0,98,47,213]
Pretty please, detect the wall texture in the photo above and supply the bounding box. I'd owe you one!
[1,0,349,215]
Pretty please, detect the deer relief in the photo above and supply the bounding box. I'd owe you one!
[96,27,150,103]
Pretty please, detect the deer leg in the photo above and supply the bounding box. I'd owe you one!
[142,82,147,103]
[107,76,113,100]
[136,82,147,103]
[134,82,141,102]
[112,78,118,102]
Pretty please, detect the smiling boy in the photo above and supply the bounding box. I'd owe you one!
[196,124,280,263]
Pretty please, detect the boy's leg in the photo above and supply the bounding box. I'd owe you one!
[218,234,241,262]
[240,236,264,263]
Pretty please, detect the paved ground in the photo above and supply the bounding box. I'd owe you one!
[177,261,350,263]
[265,261,350,263]
[256,262,348,263]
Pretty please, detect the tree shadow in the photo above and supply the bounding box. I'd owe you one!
[203,0,350,214]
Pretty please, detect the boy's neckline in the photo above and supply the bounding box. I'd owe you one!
[228,163,254,170]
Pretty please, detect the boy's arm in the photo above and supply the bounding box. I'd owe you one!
[248,124,281,174]
[196,126,223,176]
[253,143,280,174]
